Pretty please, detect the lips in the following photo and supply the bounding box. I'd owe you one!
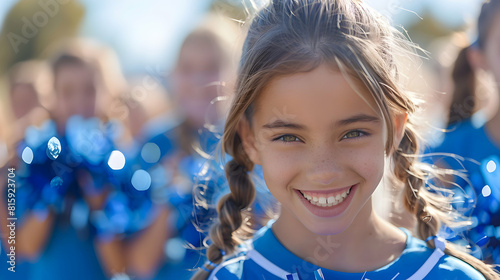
[300,187,352,207]
[295,184,357,218]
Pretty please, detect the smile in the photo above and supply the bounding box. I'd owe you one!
[299,187,352,207]
[295,184,358,217]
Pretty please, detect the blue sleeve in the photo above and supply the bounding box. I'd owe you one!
[429,256,487,280]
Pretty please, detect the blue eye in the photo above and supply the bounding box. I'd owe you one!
[342,130,367,139]
[274,134,301,143]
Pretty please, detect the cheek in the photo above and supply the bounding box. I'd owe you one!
[172,78,192,97]
[362,153,385,185]
[178,80,194,93]
[86,93,96,106]
[344,141,386,184]
[204,87,219,102]
[485,46,500,84]
[58,94,70,109]
[258,146,301,192]
[491,59,500,85]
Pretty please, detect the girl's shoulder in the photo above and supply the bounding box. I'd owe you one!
[431,255,487,279]
[431,119,491,156]
[400,228,486,280]
[207,248,295,280]
[207,224,289,280]
[426,119,496,170]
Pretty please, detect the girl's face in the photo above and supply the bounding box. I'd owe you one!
[54,63,97,121]
[241,65,395,235]
[10,84,40,119]
[171,41,222,128]
[483,15,500,88]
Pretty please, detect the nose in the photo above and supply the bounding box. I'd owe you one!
[305,143,343,186]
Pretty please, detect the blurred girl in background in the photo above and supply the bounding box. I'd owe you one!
[1,39,129,280]
[0,59,52,280]
[121,15,240,279]
[428,0,500,264]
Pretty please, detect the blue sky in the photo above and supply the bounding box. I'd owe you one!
[366,0,483,27]
[78,0,213,74]
[0,0,486,74]
[0,0,16,28]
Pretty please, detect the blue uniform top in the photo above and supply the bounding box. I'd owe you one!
[209,223,485,280]
[2,117,116,280]
[428,120,499,162]
[426,120,500,263]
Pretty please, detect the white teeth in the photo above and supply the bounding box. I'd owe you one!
[301,187,352,207]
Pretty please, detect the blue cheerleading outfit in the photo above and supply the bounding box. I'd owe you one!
[27,216,108,280]
[116,121,223,280]
[0,242,31,280]
[209,222,485,280]
[426,120,500,263]
[3,116,118,280]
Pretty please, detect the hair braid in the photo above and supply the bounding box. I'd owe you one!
[393,125,440,240]
[393,123,499,278]
[192,155,256,279]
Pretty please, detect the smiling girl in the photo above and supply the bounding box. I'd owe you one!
[192,0,499,279]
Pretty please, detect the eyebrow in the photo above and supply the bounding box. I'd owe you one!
[262,114,380,130]
[336,114,381,126]
[262,120,306,130]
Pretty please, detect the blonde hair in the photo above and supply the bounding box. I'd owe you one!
[193,0,500,279]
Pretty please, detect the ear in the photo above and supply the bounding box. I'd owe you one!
[237,118,262,165]
[393,112,408,149]
[467,47,489,71]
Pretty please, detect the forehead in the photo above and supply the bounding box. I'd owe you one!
[178,41,222,64]
[253,64,379,124]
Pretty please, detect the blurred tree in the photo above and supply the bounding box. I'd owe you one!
[0,0,84,76]
[405,9,464,49]
[210,0,262,22]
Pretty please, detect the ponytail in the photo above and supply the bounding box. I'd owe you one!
[448,46,476,126]
[191,159,256,280]
[393,123,499,279]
